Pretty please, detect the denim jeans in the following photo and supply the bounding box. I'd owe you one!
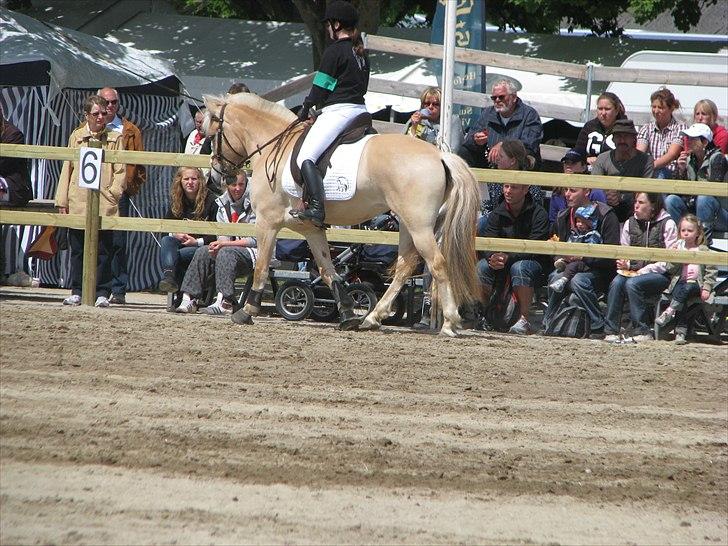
[111,192,130,296]
[664,194,728,233]
[68,228,113,298]
[605,272,670,335]
[670,279,700,310]
[160,235,199,283]
[478,258,542,288]
[654,167,673,179]
[543,269,610,331]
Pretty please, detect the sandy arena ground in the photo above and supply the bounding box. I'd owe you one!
[0,286,727,545]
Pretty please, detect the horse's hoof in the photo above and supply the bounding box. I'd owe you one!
[231,308,254,325]
[440,326,459,338]
[359,316,381,331]
[339,317,361,331]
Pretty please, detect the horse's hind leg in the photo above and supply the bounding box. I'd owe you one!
[231,224,277,325]
[360,226,417,330]
[305,228,359,331]
[408,228,461,337]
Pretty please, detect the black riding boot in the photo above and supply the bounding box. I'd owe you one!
[293,160,326,228]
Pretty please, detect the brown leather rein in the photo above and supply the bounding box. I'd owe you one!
[210,103,302,181]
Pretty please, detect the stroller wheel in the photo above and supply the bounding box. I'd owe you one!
[346,282,378,319]
[310,286,338,322]
[274,280,314,321]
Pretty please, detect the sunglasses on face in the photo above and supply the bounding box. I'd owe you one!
[88,111,107,117]
[105,99,119,106]
[423,101,440,107]
[490,94,510,102]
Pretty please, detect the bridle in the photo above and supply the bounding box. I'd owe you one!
[210,103,302,181]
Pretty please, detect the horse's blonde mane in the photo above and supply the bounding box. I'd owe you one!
[227,92,296,123]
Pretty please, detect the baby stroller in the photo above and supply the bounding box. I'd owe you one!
[273,213,407,323]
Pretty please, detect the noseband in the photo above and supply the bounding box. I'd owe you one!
[210,103,301,179]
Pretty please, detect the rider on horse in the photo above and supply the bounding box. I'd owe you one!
[291,0,370,228]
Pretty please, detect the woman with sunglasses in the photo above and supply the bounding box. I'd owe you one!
[54,95,126,307]
[292,0,369,228]
[403,86,463,153]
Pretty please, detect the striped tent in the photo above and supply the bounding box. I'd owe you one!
[1,9,183,291]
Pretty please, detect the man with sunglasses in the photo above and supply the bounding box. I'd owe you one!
[460,79,543,170]
[98,87,146,305]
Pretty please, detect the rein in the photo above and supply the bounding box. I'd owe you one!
[211,103,302,181]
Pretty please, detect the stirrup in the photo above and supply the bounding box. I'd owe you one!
[290,208,325,228]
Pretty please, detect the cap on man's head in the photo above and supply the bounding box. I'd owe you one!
[611,119,637,135]
[681,123,713,142]
[561,148,586,163]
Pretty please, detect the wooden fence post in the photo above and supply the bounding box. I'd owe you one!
[81,189,100,306]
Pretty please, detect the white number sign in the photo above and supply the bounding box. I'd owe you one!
[78,146,103,190]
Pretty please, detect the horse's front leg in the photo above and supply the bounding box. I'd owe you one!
[305,228,359,331]
[231,224,278,325]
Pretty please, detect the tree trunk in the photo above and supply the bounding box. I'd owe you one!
[293,0,327,70]
[352,0,380,36]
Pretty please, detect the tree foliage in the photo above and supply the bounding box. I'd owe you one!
[170,0,435,68]
[487,0,717,36]
[170,0,714,67]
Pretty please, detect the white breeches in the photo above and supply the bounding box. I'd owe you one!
[296,103,368,167]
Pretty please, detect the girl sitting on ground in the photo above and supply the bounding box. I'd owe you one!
[654,214,719,344]
[174,171,257,315]
[158,167,218,295]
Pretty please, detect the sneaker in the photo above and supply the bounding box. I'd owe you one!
[605,333,621,343]
[109,294,126,305]
[675,331,687,345]
[554,258,567,272]
[549,276,568,293]
[174,299,198,314]
[200,301,231,315]
[95,296,110,308]
[654,308,676,327]
[158,271,178,293]
[630,333,653,343]
[509,317,533,335]
[62,294,81,306]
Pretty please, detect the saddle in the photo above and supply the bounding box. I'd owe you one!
[290,112,377,187]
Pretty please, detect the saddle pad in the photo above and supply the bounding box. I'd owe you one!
[282,134,377,201]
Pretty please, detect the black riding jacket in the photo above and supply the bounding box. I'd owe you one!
[303,37,369,110]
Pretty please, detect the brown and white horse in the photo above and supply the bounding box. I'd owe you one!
[203,92,479,336]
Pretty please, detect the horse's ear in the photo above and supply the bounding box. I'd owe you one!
[203,94,222,114]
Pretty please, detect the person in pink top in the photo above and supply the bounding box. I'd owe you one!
[693,99,727,154]
[654,214,719,344]
[603,192,678,343]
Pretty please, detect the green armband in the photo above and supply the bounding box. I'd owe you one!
[313,71,337,91]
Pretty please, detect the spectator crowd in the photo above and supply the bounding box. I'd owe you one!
[2,79,726,345]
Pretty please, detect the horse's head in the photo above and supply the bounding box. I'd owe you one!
[203,94,249,177]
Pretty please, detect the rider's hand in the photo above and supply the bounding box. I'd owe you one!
[297,105,310,122]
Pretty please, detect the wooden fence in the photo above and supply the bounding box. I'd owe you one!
[363,34,727,126]
[1,144,727,305]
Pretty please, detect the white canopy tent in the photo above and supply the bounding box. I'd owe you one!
[1,9,182,290]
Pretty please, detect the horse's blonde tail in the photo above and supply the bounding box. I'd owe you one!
[439,152,479,307]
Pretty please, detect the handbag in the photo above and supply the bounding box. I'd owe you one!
[27,225,58,260]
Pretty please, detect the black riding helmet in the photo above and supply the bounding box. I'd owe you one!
[322,0,359,28]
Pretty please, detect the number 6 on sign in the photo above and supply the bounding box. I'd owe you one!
[78,146,103,190]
